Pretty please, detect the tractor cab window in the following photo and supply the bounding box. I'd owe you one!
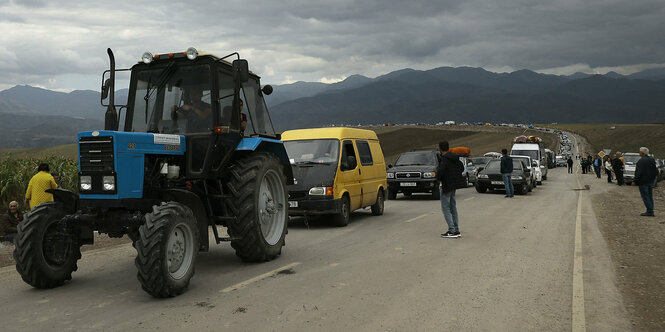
[129,64,212,134]
[241,78,275,137]
[217,69,234,127]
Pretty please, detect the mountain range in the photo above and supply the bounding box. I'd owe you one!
[1,67,664,148]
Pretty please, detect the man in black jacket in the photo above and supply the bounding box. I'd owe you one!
[500,149,514,198]
[436,141,467,238]
[633,147,658,216]
[612,153,624,186]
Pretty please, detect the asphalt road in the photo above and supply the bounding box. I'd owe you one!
[0,140,631,331]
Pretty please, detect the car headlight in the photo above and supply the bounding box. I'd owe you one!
[511,175,523,180]
[103,176,115,191]
[478,174,489,179]
[423,172,436,179]
[309,186,333,196]
[80,175,92,191]
[387,172,395,179]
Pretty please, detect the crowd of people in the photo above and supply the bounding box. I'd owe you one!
[0,163,58,246]
[573,148,658,217]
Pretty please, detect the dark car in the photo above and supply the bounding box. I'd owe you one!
[467,157,495,185]
[475,159,533,195]
[387,151,441,200]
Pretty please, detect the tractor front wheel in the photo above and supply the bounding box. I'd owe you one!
[13,202,81,289]
[135,202,199,298]
[226,153,288,262]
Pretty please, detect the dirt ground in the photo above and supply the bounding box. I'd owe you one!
[590,179,665,331]
[0,233,130,268]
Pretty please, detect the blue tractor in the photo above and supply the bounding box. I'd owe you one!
[13,48,293,297]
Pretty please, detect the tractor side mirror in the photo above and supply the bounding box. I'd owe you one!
[101,78,111,100]
[232,59,249,83]
[262,85,273,95]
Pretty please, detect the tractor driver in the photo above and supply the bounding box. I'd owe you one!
[171,88,212,131]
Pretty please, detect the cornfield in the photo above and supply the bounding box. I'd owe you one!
[0,155,78,212]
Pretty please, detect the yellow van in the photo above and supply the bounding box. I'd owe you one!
[281,127,388,226]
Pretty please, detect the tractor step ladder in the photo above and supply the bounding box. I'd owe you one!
[203,180,238,244]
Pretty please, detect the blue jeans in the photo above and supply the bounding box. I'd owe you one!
[440,188,459,233]
[502,173,514,197]
[639,183,654,214]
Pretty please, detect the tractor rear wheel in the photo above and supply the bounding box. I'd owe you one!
[13,202,81,289]
[226,153,288,262]
[135,202,199,298]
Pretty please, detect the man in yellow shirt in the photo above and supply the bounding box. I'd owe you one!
[25,163,58,209]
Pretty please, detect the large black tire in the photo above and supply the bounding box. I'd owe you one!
[333,195,350,227]
[226,153,288,262]
[387,189,397,200]
[135,202,199,298]
[475,184,487,193]
[13,202,81,289]
[371,190,385,216]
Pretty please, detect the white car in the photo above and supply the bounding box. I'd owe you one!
[511,155,541,185]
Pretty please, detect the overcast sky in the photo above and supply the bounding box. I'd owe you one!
[1,0,664,92]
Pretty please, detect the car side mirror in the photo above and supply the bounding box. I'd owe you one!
[388,164,393,168]
[532,161,538,167]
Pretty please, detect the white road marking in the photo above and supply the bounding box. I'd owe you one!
[219,262,301,293]
[464,197,475,201]
[572,155,586,332]
[404,213,430,223]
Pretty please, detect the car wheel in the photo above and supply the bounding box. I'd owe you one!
[475,184,487,193]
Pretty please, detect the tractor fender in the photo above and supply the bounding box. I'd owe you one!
[235,137,294,184]
[46,188,79,214]
[162,189,210,252]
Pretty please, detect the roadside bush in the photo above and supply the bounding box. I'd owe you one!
[0,155,78,211]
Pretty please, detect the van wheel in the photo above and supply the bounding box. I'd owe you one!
[371,190,384,216]
[333,196,350,227]
[387,189,397,200]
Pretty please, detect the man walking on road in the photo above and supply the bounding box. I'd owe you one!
[500,149,514,198]
[436,141,467,238]
[632,147,658,217]
[567,157,574,174]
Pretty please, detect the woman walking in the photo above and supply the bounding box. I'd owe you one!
[604,156,613,183]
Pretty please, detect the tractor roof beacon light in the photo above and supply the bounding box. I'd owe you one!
[186,47,198,60]
[142,52,153,64]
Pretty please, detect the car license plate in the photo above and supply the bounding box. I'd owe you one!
[400,182,417,187]
[289,201,298,208]
[491,181,504,185]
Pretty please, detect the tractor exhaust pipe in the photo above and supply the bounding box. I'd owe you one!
[104,48,118,131]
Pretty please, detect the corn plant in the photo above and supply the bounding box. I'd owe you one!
[0,154,78,212]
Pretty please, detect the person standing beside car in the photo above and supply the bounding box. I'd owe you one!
[632,147,658,217]
[436,141,467,239]
[500,149,514,198]
[612,153,625,186]
[604,156,613,183]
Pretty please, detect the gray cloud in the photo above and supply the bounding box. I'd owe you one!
[0,0,664,91]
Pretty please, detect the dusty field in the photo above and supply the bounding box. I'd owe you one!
[590,178,665,331]
[0,233,130,268]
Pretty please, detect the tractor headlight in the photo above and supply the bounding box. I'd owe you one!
[142,52,153,64]
[387,172,395,179]
[309,186,333,196]
[423,172,436,179]
[103,176,115,191]
[80,176,92,191]
[186,47,198,60]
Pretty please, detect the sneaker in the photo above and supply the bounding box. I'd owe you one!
[441,231,461,238]
[640,212,655,217]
